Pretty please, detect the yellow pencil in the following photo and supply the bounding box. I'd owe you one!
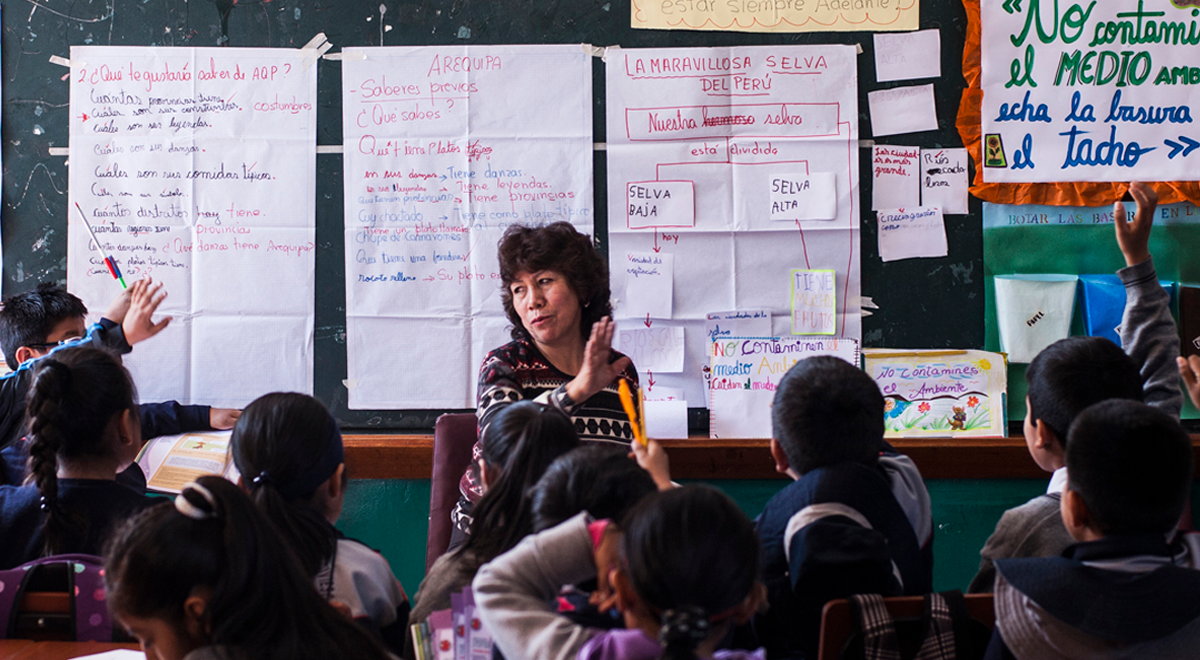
[618,379,648,447]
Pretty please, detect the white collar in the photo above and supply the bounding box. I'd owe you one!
[1047,466,1068,495]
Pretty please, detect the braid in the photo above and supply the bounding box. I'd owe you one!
[27,359,86,556]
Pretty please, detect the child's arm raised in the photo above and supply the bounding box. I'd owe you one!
[1115,182,1183,417]
[1178,356,1200,410]
[121,277,172,346]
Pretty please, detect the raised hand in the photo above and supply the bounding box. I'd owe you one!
[1114,181,1158,267]
[122,277,172,345]
[566,317,632,404]
[1178,356,1200,410]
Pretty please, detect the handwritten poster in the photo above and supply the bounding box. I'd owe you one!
[920,148,969,214]
[981,0,1200,182]
[623,252,674,319]
[607,46,861,407]
[342,46,593,409]
[877,207,948,262]
[67,46,316,407]
[863,349,1007,438]
[616,325,687,373]
[630,0,918,33]
[791,269,836,334]
[868,84,938,137]
[872,145,920,210]
[874,30,941,82]
[709,336,860,438]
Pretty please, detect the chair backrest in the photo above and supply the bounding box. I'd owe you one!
[818,593,995,660]
[0,555,113,642]
[426,413,479,573]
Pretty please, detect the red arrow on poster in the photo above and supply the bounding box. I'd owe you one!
[644,314,652,328]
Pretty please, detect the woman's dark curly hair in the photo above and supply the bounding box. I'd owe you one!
[498,222,613,341]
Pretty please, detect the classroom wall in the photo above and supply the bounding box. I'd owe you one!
[340,477,1200,597]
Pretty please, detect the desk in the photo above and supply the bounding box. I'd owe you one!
[0,641,139,660]
[342,434,1200,480]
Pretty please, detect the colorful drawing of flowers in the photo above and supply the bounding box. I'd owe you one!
[968,396,979,408]
[918,402,931,413]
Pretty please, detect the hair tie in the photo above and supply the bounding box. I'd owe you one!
[39,494,54,512]
[252,471,274,488]
[175,481,218,521]
[659,606,712,649]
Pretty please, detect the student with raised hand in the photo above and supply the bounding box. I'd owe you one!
[969,181,1182,593]
[529,444,658,534]
[104,476,393,660]
[0,281,239,486]
[986,400,1200,659]
[229,392,409,654]
[474,485,766,660]
[0,346,156,569]
[407,401,581,657]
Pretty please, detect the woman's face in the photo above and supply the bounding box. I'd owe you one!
[510,270,583,350]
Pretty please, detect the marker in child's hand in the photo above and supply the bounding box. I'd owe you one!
[618,379,648,447]
[74,203,127,290]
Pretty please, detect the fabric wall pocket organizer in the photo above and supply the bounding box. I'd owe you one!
[993,275,1077,364]
[1078,276,1177,347]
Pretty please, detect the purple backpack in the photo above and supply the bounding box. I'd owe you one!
[0,554,113,641]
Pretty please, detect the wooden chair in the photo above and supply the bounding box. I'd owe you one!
[817,593,995,660]
[425,413,479,573]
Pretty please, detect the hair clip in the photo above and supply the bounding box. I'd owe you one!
[39,495,51,511]
[175,481,217,521]
[252,471,273,487]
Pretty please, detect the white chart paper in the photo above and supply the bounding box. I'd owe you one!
[868,84,939,137]
[645,400,689,439]
[920,148,969,215]
[872,145,921,211]
[68,46,316,407]
[342,46,594,409]
[877,207,948,262]
[874,30,942,83]
[770,172,837,221]
[607,46,861,407]
[616,325,686,374]
[622,252,674,320]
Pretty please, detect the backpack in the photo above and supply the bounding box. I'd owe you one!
[0,554,113,641]
[839,591,991,660]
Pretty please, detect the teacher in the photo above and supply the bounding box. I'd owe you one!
[452,221,639,540]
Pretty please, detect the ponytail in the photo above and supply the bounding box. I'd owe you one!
[105,476,390,660]
[658,607,712,660]
[457,401,580,562]
[25,347,136,556]
[230,393,342,579]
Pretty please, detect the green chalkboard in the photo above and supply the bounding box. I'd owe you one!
[1,0,980,430]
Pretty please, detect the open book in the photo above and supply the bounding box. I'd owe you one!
[135,431,240,494]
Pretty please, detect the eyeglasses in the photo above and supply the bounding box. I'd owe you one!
[26,338,75,351]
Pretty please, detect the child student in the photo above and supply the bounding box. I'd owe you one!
[105,477,393,660]
[987,400,1200,659]
[0,281,239,486]
[406,400,581,656]
[0,346,156,569]
[969,181,1182,592]
[474,485,766,660]
[754,356,933,660]
[229,392,409,653]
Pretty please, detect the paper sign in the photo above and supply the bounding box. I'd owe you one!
[706,310,771,346]
[630,0,918,33]
[709,336,860,438]
[645,400,689,439]
[872,145,921,211]
[920,148,969,215]
[980,0,1200,182]
[342,46,594,409]
[874,30,942,83]
[622,252,674,319]
[627,181,695,229]
[877,207,948,262]
[67,46,317,407]
[791,270,836,335]
[993,275,1077,363]
[617,326,686,373]
[770,173,837,221]
[868,84,938,137]
[864,349,1007,438]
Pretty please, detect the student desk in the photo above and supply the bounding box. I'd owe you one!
[0,640,139,660]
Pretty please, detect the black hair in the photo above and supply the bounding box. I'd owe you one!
[497,222,613,341]
[0,283,89,369]
[104,477,391,660]
[26,346,137,556]
[621,485,759,660]
[456,401,580,562]
[230,392,342,579]
[1065,400,1193,536]
[1025,336,1143,443]
[530,444,657,532]
[771,356,884,475]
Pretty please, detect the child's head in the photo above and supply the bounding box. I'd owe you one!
[614,485,763,660]
[460,401,581,561]
[104,477,390,660]
[230,392,345,578]
[530,444,658,533]
[0,283,88,369]
[1062,399,1192,541]
[1025,337,1143,467]
[771,356,884,477]
[26,346,139,556]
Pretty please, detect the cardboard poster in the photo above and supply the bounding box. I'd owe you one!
[341,46,594,409]
[607,46,861,407]
[981,0,1200,182]
[67,46,316,407]
[631,0,918,33]
[864,349,1007,438]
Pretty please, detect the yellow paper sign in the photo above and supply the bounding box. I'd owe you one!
[631,0,919,33]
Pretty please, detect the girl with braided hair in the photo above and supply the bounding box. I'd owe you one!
[474,485,767,660]
[0,346,154,569]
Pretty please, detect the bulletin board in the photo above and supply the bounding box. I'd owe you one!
[2,0,982,430]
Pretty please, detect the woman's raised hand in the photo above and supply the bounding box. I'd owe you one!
[566,317,632,404]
